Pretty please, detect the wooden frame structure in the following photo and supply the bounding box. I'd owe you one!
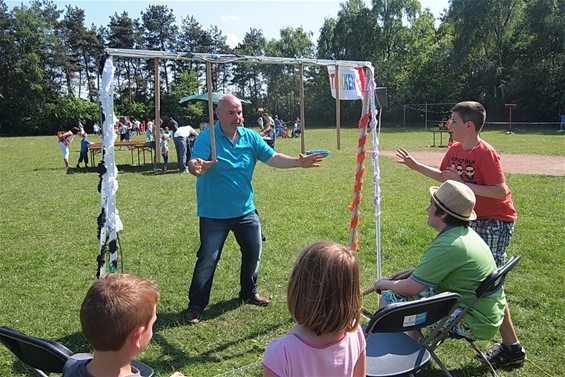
[98,48,381,285]
[104,48,373,160]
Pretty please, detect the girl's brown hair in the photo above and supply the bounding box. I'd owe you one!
[287,241,361,336]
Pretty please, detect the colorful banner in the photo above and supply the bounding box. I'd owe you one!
[327,66,364,100]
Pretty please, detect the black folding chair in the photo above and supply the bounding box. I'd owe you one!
[0,326,73,376]
[364,292,461,377]
[426,256,522,377]
[0,326,154,376]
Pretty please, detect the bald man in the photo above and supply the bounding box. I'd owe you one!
[185,95,323,324]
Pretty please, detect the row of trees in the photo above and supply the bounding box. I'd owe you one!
[1,0,563,135]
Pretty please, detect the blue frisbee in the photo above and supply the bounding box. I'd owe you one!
[306,149,330,157]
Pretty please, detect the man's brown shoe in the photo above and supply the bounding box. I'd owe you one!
[184,309,201,324]
[243,293,270,307]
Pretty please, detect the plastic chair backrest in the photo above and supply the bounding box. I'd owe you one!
[475,256,521,298]
[0,326,72,374]
[365,292,461,334]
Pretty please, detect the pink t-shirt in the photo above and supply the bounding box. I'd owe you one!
[262,325,366,377]
[440,140,517,222]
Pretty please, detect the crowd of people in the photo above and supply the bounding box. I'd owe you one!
[53,97,525,376]
[56,116,200,172]
[57,109,305,172]
[257,113,302,139]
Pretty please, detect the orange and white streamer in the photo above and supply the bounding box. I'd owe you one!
[348,113,370,251]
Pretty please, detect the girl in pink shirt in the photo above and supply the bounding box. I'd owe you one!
[262,241,366,377]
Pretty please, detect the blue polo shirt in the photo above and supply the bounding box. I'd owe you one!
[192,123,275,219]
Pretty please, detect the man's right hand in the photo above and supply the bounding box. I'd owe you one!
[188,158,217,176]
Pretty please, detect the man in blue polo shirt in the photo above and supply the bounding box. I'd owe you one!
[185,94,323,324]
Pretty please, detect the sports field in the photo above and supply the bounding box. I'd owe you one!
[0,127,563,376]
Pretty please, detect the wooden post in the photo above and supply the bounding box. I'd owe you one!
[154,58,161,164]
[505,103,516,134]
[424,102,428,130]
[299,63,305,154]
[335,64,341,150]
[206,62,216,160]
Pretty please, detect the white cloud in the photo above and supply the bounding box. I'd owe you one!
[219,15,241,22]
[226,33,240,48]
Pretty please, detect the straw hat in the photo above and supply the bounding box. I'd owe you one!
[429,180,477,221]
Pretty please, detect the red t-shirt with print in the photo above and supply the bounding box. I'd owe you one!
[440,140,517,222]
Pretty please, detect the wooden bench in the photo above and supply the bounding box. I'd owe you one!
[89,141,154,166]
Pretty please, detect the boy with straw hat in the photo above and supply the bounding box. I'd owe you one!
[373,180,506,341]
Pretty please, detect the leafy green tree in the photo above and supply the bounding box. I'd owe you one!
[396,9,453,103]
[3,0,564,135]
[507,0,565,119]
[140,4,178,93]
[166,70,203,125]
[232,28,267,105]
[447,0,525,117]
[333,0,376,61]
[59,5,102,100]
[207,25,232,93]
[107,11,143,101]
[177,15,212,74]
[317,17,337,59]
[264,27,315,120]
[44,95,99,134]
[0,1,61,134]
[114,99,151,124]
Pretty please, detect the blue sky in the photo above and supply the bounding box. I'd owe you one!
[6,0,449,47]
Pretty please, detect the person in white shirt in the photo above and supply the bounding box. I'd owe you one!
[173,125,198,173]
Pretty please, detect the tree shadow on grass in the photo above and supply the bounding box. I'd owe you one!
[34,163,190,175]
[2,299,284,376]
[150,317,293,374]
[148,298,293,373]
[110,163,183,175]
[413,359,495,376]
[32,167,75,172]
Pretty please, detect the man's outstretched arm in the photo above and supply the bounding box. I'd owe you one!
[266,153,323,169]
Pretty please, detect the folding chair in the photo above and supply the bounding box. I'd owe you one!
[0,326,72,376]
[426,256,521,377]
[0,326,154,376]
[364,292,461,377]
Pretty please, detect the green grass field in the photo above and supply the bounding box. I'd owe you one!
[0,127,564,376]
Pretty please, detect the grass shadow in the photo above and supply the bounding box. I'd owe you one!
[156,298,245,329]
[413,362,494,376]
[55,330,91,354]
[68,163,186,175]
[32,167,67,172]
[150,311,293,373]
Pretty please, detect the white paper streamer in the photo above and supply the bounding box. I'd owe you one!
[98,56,123,277]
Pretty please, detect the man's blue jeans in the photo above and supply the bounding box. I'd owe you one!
[188,211,262,311]
[173,136,187,172]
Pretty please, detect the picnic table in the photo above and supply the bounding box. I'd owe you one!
[431,128,450,148]
[89,141,154,166]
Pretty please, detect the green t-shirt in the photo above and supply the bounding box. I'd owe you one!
[412,226,506,340]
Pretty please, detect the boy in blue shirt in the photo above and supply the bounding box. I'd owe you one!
[76,132,93,168]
